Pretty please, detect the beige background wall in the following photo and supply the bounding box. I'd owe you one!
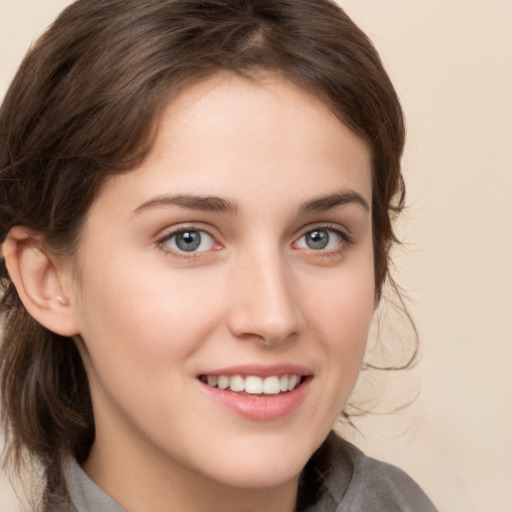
[1,1,511,511]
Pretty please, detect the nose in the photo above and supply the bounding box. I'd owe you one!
[226,248,303,347]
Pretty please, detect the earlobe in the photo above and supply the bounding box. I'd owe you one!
[2,226,80,337]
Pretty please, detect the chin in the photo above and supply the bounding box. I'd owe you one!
[212,463,302,490]
[193,441,314,490]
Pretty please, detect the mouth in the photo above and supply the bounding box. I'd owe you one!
[197,365,313,420]
[198,373,307,396]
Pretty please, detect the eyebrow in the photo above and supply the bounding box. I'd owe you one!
[299,190,370,213]
[133,194,239,215]
[133,189,369,216]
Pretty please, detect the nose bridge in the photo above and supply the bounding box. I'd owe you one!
[229,239,301,344]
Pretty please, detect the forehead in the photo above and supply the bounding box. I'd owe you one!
[162,71,369,169]
[94,72,372,215]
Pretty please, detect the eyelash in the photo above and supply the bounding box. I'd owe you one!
[156,224,353,260]
[156,225,220,260]
[293,224,354,259]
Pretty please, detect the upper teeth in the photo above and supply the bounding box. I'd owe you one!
[205,374,300,394]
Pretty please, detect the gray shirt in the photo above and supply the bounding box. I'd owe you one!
[62,433,437,512]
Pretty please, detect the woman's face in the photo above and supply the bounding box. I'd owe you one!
[68,73,375,492]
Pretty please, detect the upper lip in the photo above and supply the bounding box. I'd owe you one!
[198,364,313,378]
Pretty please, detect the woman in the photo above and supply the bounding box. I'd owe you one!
[0,0,437,510]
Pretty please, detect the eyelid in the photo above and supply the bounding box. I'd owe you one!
[294,223,354,245]
[291,223,354,261]
[156,223,222,258]
[154,221,354,261]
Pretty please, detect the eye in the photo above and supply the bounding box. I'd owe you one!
[295,228,345,251]
[161,229,216,253]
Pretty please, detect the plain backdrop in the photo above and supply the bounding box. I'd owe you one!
[1,1,511,511]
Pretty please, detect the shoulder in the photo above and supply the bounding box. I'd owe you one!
[319,433,438,512]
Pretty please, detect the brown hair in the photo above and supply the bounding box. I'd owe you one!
[0,0,406,503]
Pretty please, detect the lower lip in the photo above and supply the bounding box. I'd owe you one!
[199,378,311,421]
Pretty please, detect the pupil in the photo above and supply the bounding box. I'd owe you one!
[307,230,329,250]
[176,231,201,251]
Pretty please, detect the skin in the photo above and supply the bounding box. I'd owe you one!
[11,73,376,512]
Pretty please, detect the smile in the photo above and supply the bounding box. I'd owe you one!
[200,374,303,395]
[197,365,312,420]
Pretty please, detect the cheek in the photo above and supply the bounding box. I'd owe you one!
[319,295,373,375]
[308,255,375,340]
[305,262,375,401]
[74,257,224,383]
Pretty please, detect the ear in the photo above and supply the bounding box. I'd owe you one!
[2,226,80,337]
